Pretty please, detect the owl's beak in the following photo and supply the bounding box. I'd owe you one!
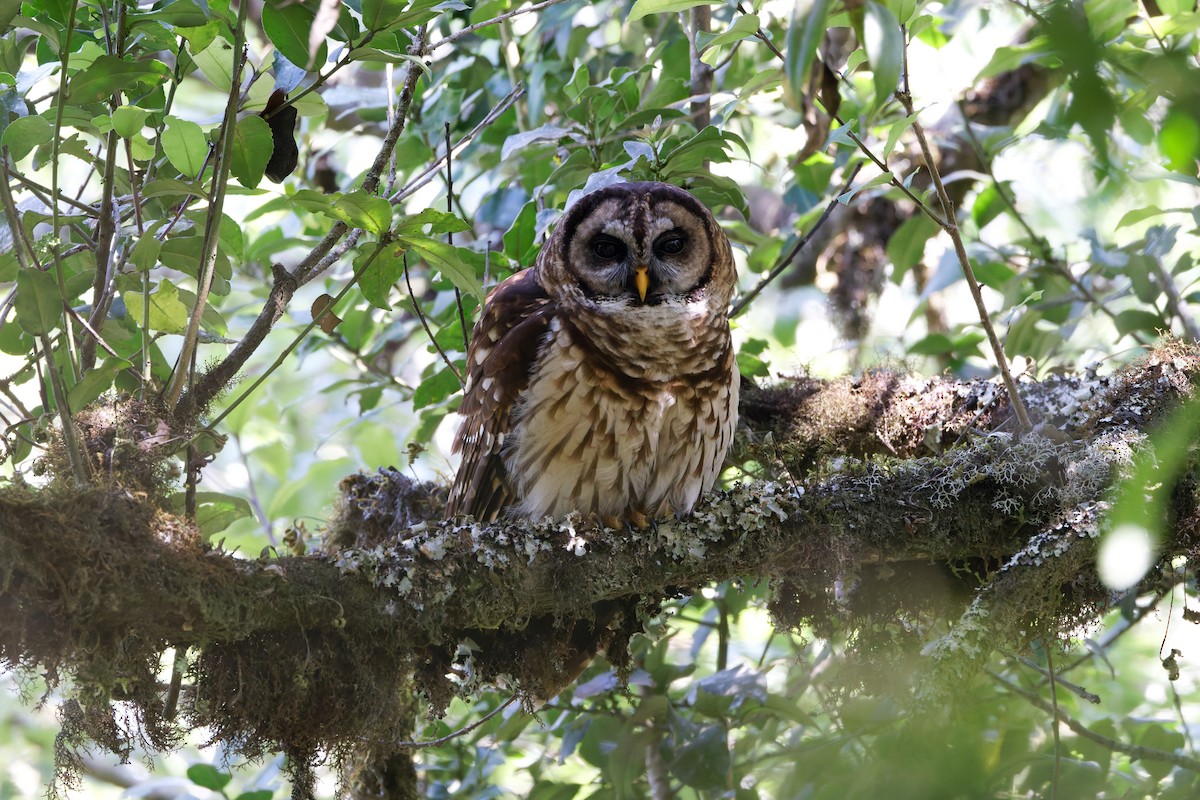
[633,265,650,302]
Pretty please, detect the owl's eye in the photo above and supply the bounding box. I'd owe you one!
[655,234,687,256]
[590,236,626,260]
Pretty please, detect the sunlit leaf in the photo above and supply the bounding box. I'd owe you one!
[160,115,208,178]
[123,278,190,335]
[327,190,393,235]
[627,0,718,23]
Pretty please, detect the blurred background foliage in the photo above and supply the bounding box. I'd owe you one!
[1,0,1200,796]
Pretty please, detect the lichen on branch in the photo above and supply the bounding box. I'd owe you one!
[1,342,1199,790]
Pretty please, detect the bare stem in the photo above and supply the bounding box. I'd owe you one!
[388,83,524,204]
[1150,255,1200,342]
[429,0,575,52]
[396,696,517,749]
[206,241,390,430]
[991,670,1200,772]
[40,333,91,485]
[731,163,863,317]
[445,122,470,352]
[404,254,464,388]
[163,0,250,409]
[896,39,1032,432]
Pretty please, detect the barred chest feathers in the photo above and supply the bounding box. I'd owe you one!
[507,303,738,521]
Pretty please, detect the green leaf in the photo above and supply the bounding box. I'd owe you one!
[110,104,151,138]
[68,358,132,413]
[358,246,406,309]
[863,1,903,109]
[123,278,190,335]
[191,491,253,536]
[68,55,170,103]
[394,208,473,236]
[670,724,730,790]
[413,364,463,408]
[186,764,233,792]
[191,37,236,90]
[140,178,205,198]
[1,114,52,161]
[262,0,327,71]
[971,183,1008,229]
[160,115,209,178]
[885,212,939,279]
[0,0,20,30]
[628,0,717,22]
[1115,205,1184,229]
[14,268,62,336]
[882,110,917,160]
[229,114,273,189]
[129,235,162,271]
[397,236,484,299]
[783,0,830,111]
[360,0,444,33]
[503,200,538,265]
[698,15,760,64]
[234,792,277,800]
[888,0,918,25]
[327,190,392,235]
[838,170,894,205]
[1113,309,1163,338]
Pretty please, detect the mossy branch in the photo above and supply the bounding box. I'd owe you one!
[2,343,1198,785]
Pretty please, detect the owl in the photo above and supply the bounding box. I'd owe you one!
[446,181,739,527]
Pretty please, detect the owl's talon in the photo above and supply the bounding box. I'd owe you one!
[627,510,650,530]
[599,513,622,530]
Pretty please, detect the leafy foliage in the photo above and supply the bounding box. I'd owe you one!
[1,0,1199,797]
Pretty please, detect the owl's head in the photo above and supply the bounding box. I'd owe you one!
[538,181,736,313]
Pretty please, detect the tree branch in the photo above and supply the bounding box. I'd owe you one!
[3,343,1199,780]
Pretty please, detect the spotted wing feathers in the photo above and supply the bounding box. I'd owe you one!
[445,269,553,521]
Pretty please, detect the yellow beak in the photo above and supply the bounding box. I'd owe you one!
[634,265,650,302]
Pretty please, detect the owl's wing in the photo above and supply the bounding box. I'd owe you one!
[446,268,553,521]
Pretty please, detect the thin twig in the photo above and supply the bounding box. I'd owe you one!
[396,696,518,749]
[81,0,128,372]
[404,254,464,388]
[5,172,98,216]
[731,162,863,317]
[1002,650,1100,704]
[206,241,391,430]
[1150,254,1200,342]
[735,2,784,61]
[429,0,575,52]
[990,670,1200,772]
[897,31,1032,432]
[445,122,470,352]
[40,333,91,485]
[388,83,524,204]
[1045,643,1061,800]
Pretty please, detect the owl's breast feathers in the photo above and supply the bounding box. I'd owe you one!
[447,267,737,522]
